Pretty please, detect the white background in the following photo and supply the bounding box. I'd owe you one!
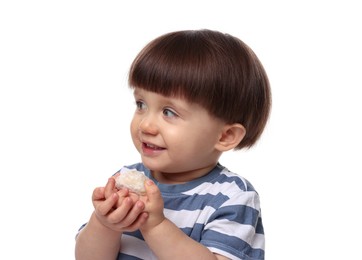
[1,1,361,259]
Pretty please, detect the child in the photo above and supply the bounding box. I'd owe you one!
[75,29,271,260]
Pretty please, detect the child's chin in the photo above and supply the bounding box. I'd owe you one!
[141,159,166,172]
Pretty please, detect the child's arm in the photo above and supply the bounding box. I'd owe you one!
[75,178,148,260]
[75,211,123,260]
[140,180,229,260]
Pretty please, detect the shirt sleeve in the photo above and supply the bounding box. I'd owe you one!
[200,191,265,260]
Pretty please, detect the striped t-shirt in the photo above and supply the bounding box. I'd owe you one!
[117,163,265,260]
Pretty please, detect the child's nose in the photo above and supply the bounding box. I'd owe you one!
[139,115,158,135]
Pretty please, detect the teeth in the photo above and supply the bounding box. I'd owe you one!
[146,143,162,149]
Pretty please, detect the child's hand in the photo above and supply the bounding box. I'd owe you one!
[92,178,148,233]
[139,180,166,232]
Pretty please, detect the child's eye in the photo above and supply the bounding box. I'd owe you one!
[163,108,178,118]
[135,100,147,110]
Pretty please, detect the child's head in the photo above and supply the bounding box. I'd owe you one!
[129,29,271,149]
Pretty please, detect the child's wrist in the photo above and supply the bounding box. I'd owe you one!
[91,211,123,235]
[140,216,167,234]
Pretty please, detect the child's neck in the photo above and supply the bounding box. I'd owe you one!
[151,164,218,184]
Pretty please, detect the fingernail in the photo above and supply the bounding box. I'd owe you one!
[136,201,144,209]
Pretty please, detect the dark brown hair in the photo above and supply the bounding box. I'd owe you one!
[129,29,271,149]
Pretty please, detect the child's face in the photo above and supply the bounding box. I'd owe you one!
[130,88,225,183]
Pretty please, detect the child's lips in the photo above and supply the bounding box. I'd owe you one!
[142,142,165,150]
[141,142,166,155]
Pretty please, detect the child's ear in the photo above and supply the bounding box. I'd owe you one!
[215,123,246,152]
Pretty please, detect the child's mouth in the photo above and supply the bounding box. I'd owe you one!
[142,142,165,151]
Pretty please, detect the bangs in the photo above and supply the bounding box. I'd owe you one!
[128,30,225,105]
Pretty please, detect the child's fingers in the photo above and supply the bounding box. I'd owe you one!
[105,178,116,199]
[141,179,165,231]
[107,197,141,225]
[144,180,162,202]
[95,192,118,216]
[92,187,105,201]
[125,212,149,231]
